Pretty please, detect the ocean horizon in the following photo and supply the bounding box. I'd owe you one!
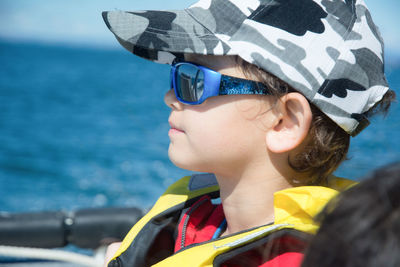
[1,40,399,213]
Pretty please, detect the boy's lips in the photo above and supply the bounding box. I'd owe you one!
[168,120,185,134]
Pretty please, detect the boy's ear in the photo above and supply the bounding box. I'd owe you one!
[266,92,312,153]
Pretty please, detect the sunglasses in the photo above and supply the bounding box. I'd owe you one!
[170,61,271,105]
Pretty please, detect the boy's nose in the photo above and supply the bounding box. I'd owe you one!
[164,89,183,110]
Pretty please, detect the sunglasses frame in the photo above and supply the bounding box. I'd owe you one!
[170,61,270,105]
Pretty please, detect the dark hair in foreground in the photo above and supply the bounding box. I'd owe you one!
[236,56,396,185]
[301,161,400,267]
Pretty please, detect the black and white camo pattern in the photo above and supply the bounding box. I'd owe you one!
[102,0,390,136]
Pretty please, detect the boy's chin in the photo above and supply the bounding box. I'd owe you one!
[170,158,202,172]
[168,153,208,173]
[168,146,215,173]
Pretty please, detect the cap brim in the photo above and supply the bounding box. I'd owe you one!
[102,10,231,63]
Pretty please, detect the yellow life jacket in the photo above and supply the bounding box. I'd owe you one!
[108,173,354,267]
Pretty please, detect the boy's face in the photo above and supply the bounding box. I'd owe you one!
[164,55,276,176]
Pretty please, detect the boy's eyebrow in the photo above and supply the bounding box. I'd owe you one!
[185,54,234,67]
[185,54,210,67]
[185,55,239,74]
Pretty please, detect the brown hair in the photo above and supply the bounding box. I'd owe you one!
[235,56,396,185]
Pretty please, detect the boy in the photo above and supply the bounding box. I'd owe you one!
[102,0,395,266]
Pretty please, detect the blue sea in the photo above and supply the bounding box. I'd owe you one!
[1,40,399,213]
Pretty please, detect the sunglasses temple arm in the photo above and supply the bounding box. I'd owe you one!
[219,76,269,95]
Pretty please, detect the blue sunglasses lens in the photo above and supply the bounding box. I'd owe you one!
[175,64,205,103]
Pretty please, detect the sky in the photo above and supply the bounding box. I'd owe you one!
[0,0,399,56]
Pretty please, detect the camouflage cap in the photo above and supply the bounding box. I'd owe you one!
[102,0,390,136]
